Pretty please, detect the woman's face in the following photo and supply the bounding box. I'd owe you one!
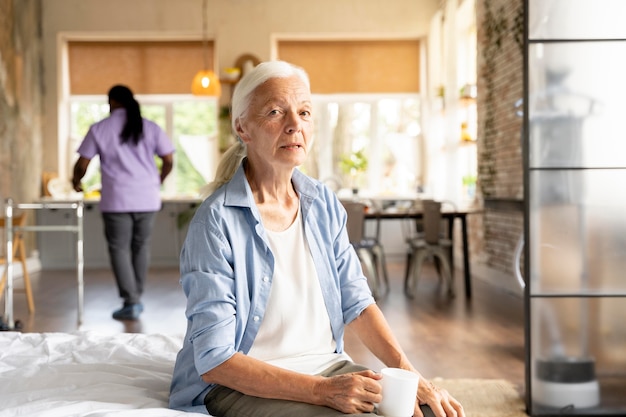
[236,75,313,170]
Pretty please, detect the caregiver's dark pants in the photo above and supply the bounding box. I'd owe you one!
[102,211,156,305]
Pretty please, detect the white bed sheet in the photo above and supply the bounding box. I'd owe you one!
[0,331,210,417]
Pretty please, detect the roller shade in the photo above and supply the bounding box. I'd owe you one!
[68,40,215,95]
[277,39,420,94]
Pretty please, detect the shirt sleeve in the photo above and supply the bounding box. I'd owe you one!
[332,197,376,324]
[152,123,175,157]
[179,208,240,377]
[76,126,99,159]
[307,185,375,333]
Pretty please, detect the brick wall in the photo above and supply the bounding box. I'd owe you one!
[474,0,525,289]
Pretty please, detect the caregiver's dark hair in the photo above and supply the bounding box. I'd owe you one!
[108,84,143,145]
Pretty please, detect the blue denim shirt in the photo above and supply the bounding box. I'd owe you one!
[169,163,375,413]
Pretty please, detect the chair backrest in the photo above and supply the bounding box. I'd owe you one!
[0,213,27,229]
[1,213,27,259]
[422,200,443,245]
[341,200,366,244]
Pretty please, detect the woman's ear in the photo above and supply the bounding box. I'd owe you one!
[235,118,249,143]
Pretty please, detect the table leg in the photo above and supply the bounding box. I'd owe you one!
[447,218,454,271]
[460,215,471,298]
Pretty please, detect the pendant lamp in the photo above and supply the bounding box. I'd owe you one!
[191,0,221,96]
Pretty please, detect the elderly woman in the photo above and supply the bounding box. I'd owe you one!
[169,61,465,417]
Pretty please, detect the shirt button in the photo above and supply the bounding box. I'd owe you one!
[253,316,260,322]
[262,276,269,283]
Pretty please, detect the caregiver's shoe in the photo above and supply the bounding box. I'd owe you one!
[112,303,143,321]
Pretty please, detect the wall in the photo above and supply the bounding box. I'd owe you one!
[40,0,438,178]
[0,0,43,206]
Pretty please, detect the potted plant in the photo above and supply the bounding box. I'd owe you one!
[340,149,368,195]
[462,174,477,199]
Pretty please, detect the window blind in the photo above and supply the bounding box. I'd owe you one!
[277,40,420,94]
[68,40,215,95]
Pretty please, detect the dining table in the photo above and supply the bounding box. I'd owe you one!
[364,205,476,299]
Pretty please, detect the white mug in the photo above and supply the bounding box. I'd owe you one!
[377,368,420,417]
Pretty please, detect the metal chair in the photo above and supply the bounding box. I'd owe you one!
[0,213,35,313]
[404,200,454,298]
[341,200,389,298]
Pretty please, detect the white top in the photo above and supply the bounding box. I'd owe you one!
[247,206,351,374]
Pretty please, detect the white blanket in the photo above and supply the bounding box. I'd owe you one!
[0,331,209,417]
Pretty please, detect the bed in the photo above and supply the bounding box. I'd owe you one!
[0,331,527,417]
[0,331,210,417]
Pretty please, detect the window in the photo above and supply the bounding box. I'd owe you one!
[64,39,219,198]
[277,38,423,197]
[68,95,219,197]
[305,94,423,196]
[70,93,419,198]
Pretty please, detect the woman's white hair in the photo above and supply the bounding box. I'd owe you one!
[200,60,310,198]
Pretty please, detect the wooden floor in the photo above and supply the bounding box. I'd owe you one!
[3,259,525,393]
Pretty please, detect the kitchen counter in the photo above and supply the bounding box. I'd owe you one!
[35,197,201,269]
[37,194,203,205]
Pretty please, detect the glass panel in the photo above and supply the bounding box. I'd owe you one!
[528,42,626,169]
[69,100,109,193]
[333,101,371,190]
[527,2,626,415]
[529,0,626,40]
[141,104,166,128]
[172,100,218,196]
[70,101,109,139]
[529,297,626,413]
[68,96,218,197]
[307,95,422,196]
[529,170,626,295]
[376,98,422,194]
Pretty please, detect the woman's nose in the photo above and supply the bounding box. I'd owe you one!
[284,111,301,134]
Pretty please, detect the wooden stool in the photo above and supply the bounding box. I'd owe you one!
[0,213,35,314]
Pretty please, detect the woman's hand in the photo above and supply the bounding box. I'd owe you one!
[313,370,382,414]
[415,378,465,417]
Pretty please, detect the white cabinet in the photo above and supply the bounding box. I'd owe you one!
[83,203,108,267]
[150,201,197,267]
[37,200,199,269]
[36,207,78,269]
